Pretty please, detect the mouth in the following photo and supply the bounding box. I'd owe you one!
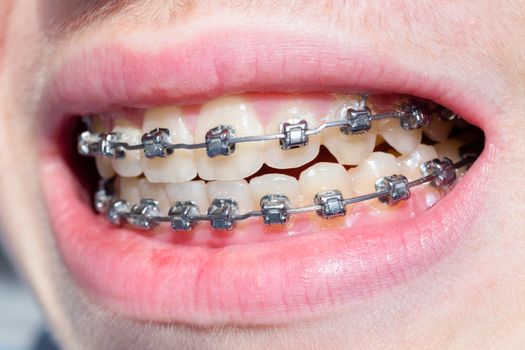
[38,28,491,326]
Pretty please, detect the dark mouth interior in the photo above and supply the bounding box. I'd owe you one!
[61,95,486,212]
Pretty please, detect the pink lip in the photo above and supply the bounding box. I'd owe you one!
[39,28,497,325]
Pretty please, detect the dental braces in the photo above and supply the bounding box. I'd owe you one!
[78,101,456,160]
[93,156,476,232]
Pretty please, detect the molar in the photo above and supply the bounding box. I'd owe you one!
[249,174,302,205]
[263,100,321,169]
[348,152,401,209]
[433,138,464,163]
[378,118,421,154]
[207,180,255,213]
[165,180,209,213]
[195,96,264,181]
[423,118,453,142]
[299,162,352,205]
[142,107,197,183]
[112,119,143,177]
[397,144,438,180]
[434,138,467,176]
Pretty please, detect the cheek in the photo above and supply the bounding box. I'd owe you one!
[0,1,14,61]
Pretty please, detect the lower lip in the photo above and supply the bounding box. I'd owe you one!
[40,145,486,325]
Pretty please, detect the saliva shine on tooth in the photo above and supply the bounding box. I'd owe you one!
[93,155,477,232]
[77,99,457,161]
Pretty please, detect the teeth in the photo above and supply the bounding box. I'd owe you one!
[112,119,143,177]
[299,162,352,204]
[142,107,197,183]
[117,177,141,205]
[423,119,453,142]
[348,152,400,196]
[96,157,116,179]
[207,180,255,213]
[323,108,377,165]
[433,138,464,163]
[91,115,115,179]
[195,96,264,181]
[378,119,421,155]
[264,100,321,168]
[138,178,170,215]
[249,174,302,205]
[397,144,438,180]
[165,180,209,213]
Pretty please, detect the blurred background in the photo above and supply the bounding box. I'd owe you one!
[0,240,58,350]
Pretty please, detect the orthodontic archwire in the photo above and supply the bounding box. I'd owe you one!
[77,97,478,231]
[92,154,478,231]
[77,99,457,160]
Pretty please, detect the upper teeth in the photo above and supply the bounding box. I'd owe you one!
[80,94,445,183]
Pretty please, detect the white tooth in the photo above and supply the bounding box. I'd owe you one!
[378,119,421,154]
[249,174,301,205]
[142,106,197,183]
[434,138,464,163]
[91,115,116,178]
[96,157,116,179]
[207,180,255,213]
[299,162,352,204]
[195,96,264,181]
[117,176,141,205]
[264,100,321,169]
[112,119,142,177]
[348,152,400,195]
[397,144,438,180]
[138,178,170,215]
[323,106,377,165]
[423,119,453,142]
[165,180,209,213]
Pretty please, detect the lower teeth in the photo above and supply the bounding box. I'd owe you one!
[94,155,476,231]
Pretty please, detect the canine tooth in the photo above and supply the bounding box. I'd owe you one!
[264,100,321,168]
[249,174,301,204]
[195,96,264,181]
[207,180,255,213]
[165,180,209,213]
[323,110,377,166]
[299,163,352,203]
[117,177,141,205]
[378,119,421,154]
[348,152,400,196]
[423,119,453,142]
[138,178,170,215]
[112,119,142,177]
[96,157,116,179]
[142,107,196,183]
[398,144,438,180]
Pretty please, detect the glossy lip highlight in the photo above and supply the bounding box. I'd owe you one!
[38,27,495,325]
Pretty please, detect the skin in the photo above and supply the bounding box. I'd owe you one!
[1,1,525,349]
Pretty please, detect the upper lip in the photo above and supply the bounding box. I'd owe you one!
[38,23,496,326]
